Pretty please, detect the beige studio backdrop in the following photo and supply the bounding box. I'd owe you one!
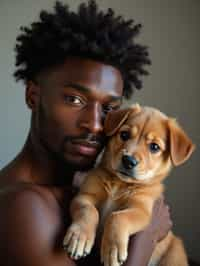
[0,0,199,262]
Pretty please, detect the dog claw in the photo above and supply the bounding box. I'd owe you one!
[118,258,125,264]
[63,245,68,251]
[74,255,80,260]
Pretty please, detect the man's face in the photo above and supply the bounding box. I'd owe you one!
[29,57,123,171]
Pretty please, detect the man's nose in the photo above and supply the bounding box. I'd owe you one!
[79,102,104,134]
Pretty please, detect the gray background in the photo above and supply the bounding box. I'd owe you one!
[0,0,199,262]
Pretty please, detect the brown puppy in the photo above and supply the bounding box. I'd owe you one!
[63,104,195,266]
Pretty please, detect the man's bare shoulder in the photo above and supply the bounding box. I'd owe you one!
[0,183,75,266]
[0,182,70,241]
[0,183,60,222]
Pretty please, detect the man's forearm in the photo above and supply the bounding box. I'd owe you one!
[124,231,156,266]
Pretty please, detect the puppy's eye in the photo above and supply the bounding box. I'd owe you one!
[120,131,130,141]
[149,143,160,153]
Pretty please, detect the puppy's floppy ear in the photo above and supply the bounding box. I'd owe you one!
[168,119,195,166]
[104,103,141,136]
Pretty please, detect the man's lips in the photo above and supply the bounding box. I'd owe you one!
[70,140,101,156]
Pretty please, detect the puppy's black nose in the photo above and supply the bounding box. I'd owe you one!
[122,155,138,170]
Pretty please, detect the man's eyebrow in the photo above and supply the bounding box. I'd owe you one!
[64,83,123,102]
[64,83,90,94]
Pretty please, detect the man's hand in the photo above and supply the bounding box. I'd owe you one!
[124,195,172,266]
[145,195,172,243]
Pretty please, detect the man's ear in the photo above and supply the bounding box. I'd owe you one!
[104,103,141,136]
[25,81,40,111]
[168,119,195,166]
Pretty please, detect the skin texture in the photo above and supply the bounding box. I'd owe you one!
[0,57,171,266]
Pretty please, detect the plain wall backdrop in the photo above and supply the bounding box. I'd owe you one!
[0,0,199,262]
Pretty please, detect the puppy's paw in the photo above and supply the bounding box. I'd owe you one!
[101,227,129,266]
[63,223,95,260]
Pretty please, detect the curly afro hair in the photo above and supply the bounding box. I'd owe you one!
[14,0,151,99]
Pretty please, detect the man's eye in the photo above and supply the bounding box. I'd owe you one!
[149,143,160,153]
[64,95,84,105]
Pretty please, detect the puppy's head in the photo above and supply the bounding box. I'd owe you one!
[103,104,195,184]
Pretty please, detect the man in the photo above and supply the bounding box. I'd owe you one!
[0,1,171,265]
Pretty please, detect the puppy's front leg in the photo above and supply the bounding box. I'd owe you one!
[64,193,99,259]
[101,197,154,266]
[64,172,107,259]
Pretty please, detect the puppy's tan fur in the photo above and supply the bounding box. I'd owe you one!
[64,104,195,266]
